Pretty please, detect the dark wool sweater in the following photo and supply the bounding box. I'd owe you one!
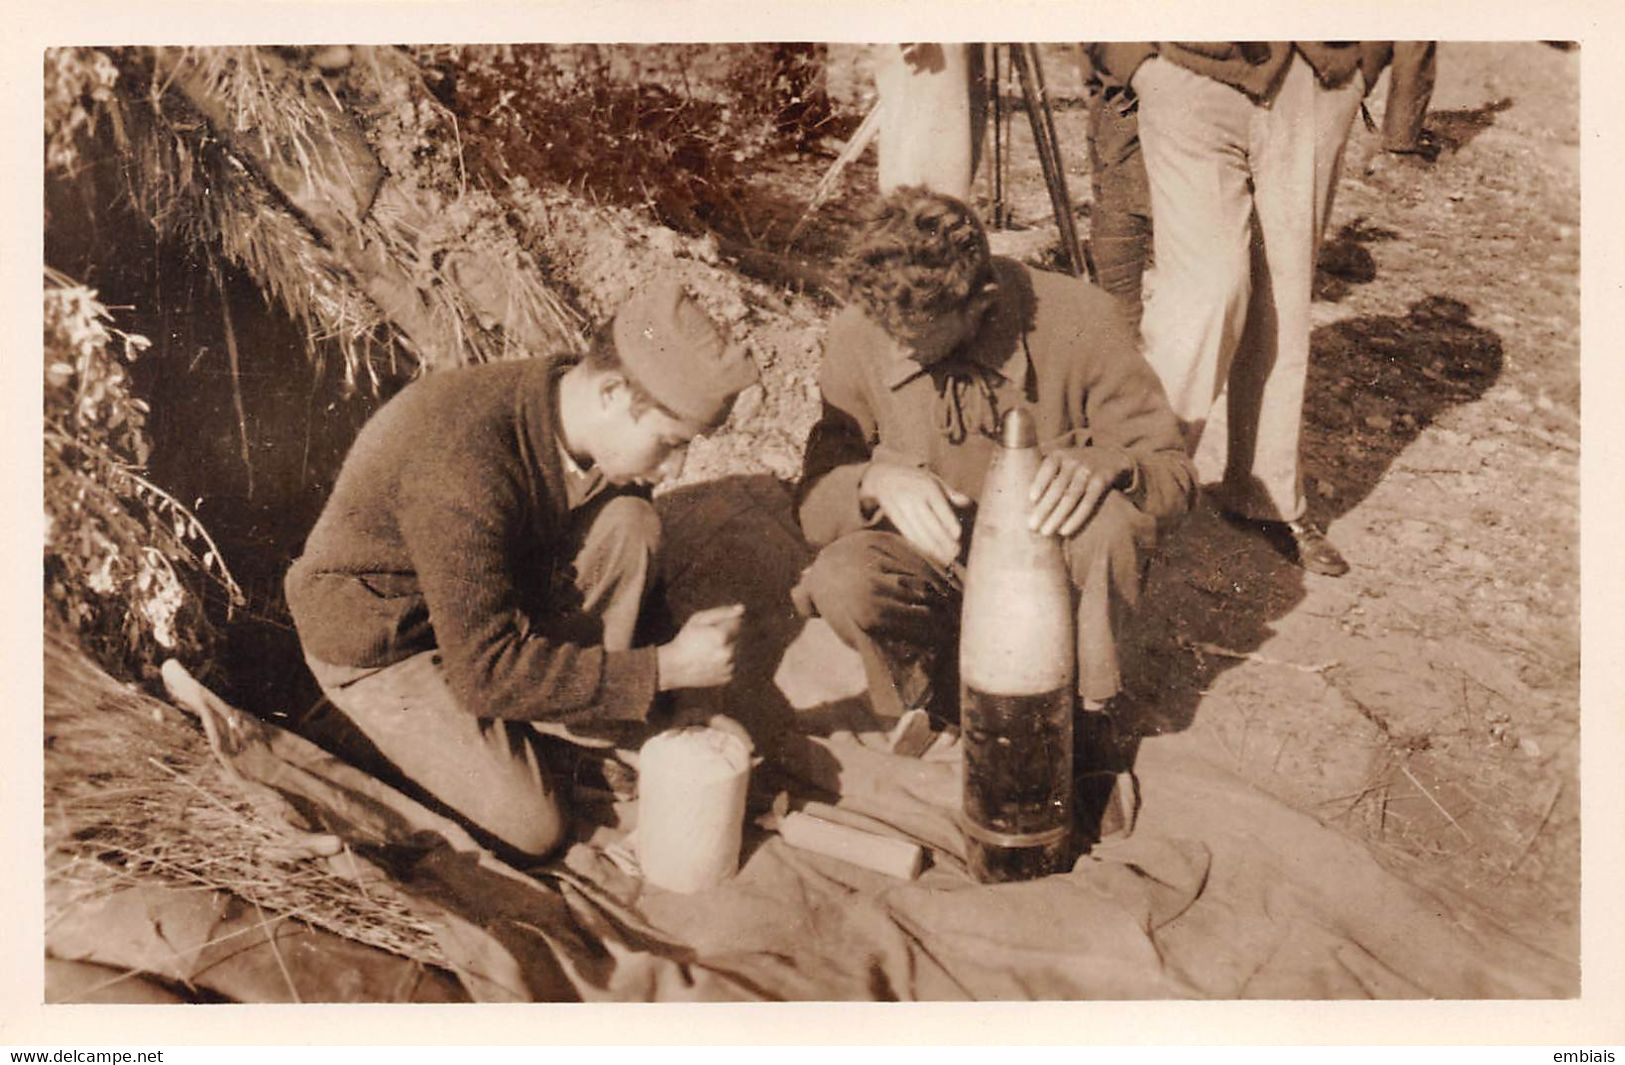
[797,258,1195,547]
[1086,42,1390,100]
[285,358,658,724]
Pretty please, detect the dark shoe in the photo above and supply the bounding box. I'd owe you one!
[1222,512,1350,577]
[1363,145,1437,187]
[1076,770,1140,845]
[1385,130,1444,163]
[1073,706,1140,851]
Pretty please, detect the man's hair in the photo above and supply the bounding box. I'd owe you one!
[841,187,994,338]
[581,322,681,421]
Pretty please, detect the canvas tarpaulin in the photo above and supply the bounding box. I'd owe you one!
[150,657,1574,1001]
[123,475,1574,1002]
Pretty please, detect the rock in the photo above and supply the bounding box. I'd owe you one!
[729,383,765,424]
[1520,736,1542,758]
[1364,414,1393,432]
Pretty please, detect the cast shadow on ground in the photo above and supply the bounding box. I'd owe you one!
[1114,294,1503,750]
[1304,293,1504,521]
[1313,216,1400,302]
[1426,97,1514,154]
[652,473,847,799]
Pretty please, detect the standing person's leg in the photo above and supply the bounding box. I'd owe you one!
[1132,57,1259,451]
[1087,85,1154,335]
[792,530,960,721]
[1382,42,1438,155]
[1218,55,1317,526]
[875,44,982,201]
[1219,56,1361,566]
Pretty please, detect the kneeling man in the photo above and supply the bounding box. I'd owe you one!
[287,278,758,861]
[794,188,1194,743]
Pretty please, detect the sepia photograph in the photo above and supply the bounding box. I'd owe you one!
[18,1,1620,1038]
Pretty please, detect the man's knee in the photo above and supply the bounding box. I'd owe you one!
[796,530,945,641]
[578,494,662,581]
[464,726,572,860]
[799,532,892,634]
[483,787,569,861]
[1065,493,1158,589]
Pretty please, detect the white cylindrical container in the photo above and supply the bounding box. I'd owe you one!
[635,726,752,893]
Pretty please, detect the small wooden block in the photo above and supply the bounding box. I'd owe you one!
[778,812,926,880]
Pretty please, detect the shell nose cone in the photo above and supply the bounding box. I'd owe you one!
[999,408,1037,449]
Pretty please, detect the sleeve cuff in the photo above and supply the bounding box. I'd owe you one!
[1121,453,1146,507]
[595,646,660,723]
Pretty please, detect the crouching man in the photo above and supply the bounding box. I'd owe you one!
[793,189,1195,785]
[286,278,759,861]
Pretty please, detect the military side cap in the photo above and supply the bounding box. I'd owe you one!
[611,277,759,427]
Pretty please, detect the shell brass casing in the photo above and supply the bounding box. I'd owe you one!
[959,408,1076,882]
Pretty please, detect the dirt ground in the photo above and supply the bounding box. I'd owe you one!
[633,42,1581,954]
[1143,42,1580,952]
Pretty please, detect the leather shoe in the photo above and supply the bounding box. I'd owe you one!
[1222,512,1350,577]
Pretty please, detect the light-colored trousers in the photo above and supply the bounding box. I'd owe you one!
[874,44,987,201]
[1134,53,1363,522]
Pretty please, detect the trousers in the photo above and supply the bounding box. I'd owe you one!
[1086,83,1153,335]
[1382,41,1438,153]
[795,491,1158,718]
[1134,53,1363,522]
[303,492,661,861]
[874,43,987,201]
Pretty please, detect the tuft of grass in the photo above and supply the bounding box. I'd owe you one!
[44,625,445,969]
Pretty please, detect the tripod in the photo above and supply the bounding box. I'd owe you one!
[988,43,1094,282]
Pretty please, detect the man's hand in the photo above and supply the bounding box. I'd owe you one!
[1028,447,1135,537]
[860,462,971,566]
[657,603,744,691]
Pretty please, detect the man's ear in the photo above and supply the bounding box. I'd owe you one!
[596,371,630,411]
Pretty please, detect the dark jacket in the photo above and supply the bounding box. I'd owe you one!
[1086,42,1389,100]
[285,358,658,725]
[796,258,1195,547]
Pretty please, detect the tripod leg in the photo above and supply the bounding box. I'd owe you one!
[1012,44,1084,277]
[989,44,1004,228]
[1028,45,1094,283]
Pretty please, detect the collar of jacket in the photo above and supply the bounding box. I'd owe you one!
[880,286,1029,393]
[517,354,576,521]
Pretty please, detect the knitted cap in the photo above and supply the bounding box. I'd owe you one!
[611,278,759,427]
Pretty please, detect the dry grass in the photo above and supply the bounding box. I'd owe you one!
[59,46,585,393]
[44,626,445,968]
